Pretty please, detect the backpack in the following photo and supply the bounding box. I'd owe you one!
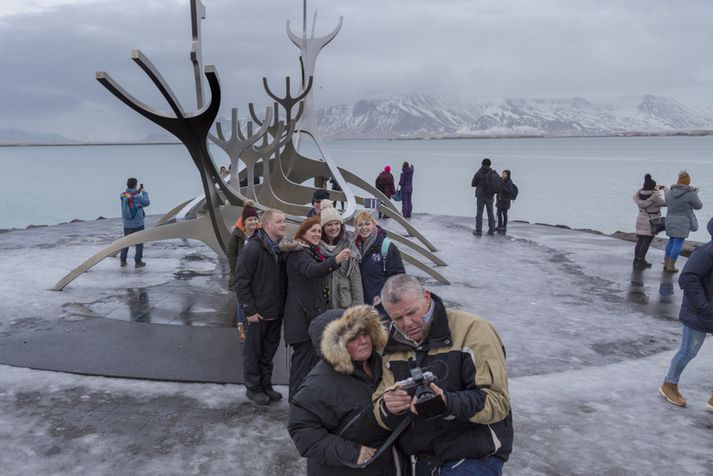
[510,183,519,200]
[484,170,502,196]
[121,192,139,220]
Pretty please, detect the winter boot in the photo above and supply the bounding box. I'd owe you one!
[707,393,713,412]
[641,260,653,268]
[663,257,669,272]
[246,387,270,406]
[659,382,687,407]
[668,259,679,273]
[263,386,283,402]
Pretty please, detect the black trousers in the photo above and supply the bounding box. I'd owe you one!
[289,341,320,402]
[243,318,281,391]
[476,197,495,233]
[634,234,655,261]
[497,207,508,230]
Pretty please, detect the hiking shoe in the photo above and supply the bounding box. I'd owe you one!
[707,393,713,412]
[487,230,495,236]
[659,382,687,407]
[263,386,283,402]
[120,260,127,267]
[246,388,270,406]
[135,260,146,268]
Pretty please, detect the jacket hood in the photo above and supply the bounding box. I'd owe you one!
[708,217,713,237]
[633,189,659,207]
[670,184,693,198]
[308,309,347,355]
[319,305,388,375]
[278,237,306,253]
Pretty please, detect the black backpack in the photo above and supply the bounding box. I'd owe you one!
[510,183,519,200]
[484,170,502,196]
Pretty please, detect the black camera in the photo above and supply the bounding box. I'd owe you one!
[397,367,448,420]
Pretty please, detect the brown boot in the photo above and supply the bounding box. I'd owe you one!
[707,393,713,412]
[659,382,687,407]
[237,323,246,343]
[669,259,679,273]
[663,257,669,272]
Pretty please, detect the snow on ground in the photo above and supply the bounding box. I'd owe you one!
[0,214,711,475]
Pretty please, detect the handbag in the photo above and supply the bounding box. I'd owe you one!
[649,216,666,234]
[393,188,402,202]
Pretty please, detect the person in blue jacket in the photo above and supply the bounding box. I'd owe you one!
[119,177,150,268]
[660,216,713,412]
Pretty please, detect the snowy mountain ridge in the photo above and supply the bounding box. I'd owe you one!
[316,94,713,139]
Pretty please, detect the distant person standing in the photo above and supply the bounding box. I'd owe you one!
[375,166,395,218]
[329,176,345,211]
[307,189,330,218]
[495,169,518,235]
[471,158,501,236]
[633,174,666,269]
[235,209,287,405]
[119,178,150,268]
[659,216,713,412]
[399,161,414,218]
[663,171,702,273]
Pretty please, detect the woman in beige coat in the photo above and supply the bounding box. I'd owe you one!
[319,200,365,308]
[633,174,666,269]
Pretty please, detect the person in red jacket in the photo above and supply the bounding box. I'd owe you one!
[375,166,396,218]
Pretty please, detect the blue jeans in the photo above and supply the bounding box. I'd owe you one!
[415,456,504,476]
[665,324,708,384]
[120,225,145,262]
[236,299,246,324]
[665,237,685,261]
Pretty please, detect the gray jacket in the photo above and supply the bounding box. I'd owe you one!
[321,234,365,309]
[664,185,702,238]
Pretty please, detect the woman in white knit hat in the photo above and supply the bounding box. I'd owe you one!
[320,199,365,309]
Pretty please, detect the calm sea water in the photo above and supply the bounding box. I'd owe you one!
[2,136,712,242]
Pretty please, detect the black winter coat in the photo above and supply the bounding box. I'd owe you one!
[471,166,499,199]
[234,229,286,320]
[281,240,340,345]
[678,218,713,333]
[496,179,515,210]
[357,229,405,306]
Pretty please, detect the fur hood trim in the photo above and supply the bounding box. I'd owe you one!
[320,305,388,375]
[278,237,306,253]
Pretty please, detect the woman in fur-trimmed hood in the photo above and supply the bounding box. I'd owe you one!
[288,306,401,476]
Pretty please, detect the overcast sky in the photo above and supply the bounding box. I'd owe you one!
[1,0,713,141]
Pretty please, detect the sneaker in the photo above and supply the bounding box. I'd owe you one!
[120,260,128,267]
[263,386,283,402]
[659,382,687,407]
[246,388,270,405]
[707,393,713,412]
[135,260,146,268]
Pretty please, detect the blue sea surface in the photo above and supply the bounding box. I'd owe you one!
[2,136,713,241]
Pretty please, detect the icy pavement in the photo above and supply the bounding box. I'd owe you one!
[0,215,711,475]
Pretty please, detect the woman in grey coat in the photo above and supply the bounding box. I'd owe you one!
[663,171,702,273]
[633,174,666,268]
[319,200,365,309]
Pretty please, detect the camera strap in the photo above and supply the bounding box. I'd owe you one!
[339,414,412,469]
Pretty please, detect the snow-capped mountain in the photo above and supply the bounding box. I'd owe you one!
[316,94,713,139]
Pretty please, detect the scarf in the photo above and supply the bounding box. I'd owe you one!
[262,230,280,255]
[306,243,326,262]
[356,227,380,261]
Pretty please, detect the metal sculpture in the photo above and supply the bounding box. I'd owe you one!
[52,0,449,291]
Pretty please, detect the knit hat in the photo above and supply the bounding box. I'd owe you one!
[482,158,491,166]
[311,188,330,204]
[677,171,691,186]
[241,199,259,221]
[384,165,391,173]
[643,174,656,191]
[320,200,342,227]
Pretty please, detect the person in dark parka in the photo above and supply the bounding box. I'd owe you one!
[398,161,414,218]
[495,169,515,234]
[471,158,501,236]
[281,216,352,402]
[660,217,713,412]
[288,305,399,476]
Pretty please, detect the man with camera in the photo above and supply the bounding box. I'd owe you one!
[119,177,150,268]
[373,274,513,475]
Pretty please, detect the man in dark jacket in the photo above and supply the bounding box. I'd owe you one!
[660,217,713,411]
[234,209,287,405]
[307,189,330,217]
[374,274,513,475]
[471,158,501,236]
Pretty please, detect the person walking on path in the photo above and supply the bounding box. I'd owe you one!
[234,209,287,405]
[659,217,713,412]
[495,169,517,234]
[280,216,352,402]
[663,171,702,273]
[288,306,401,475]
[375,166,396,218]
[398,162,414,218]
[320,200,365,309]
[471,158,501,236]
[119,177,150,268]
[353,211,405,308]
[227,200,261,343]
[633,174,666,269]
